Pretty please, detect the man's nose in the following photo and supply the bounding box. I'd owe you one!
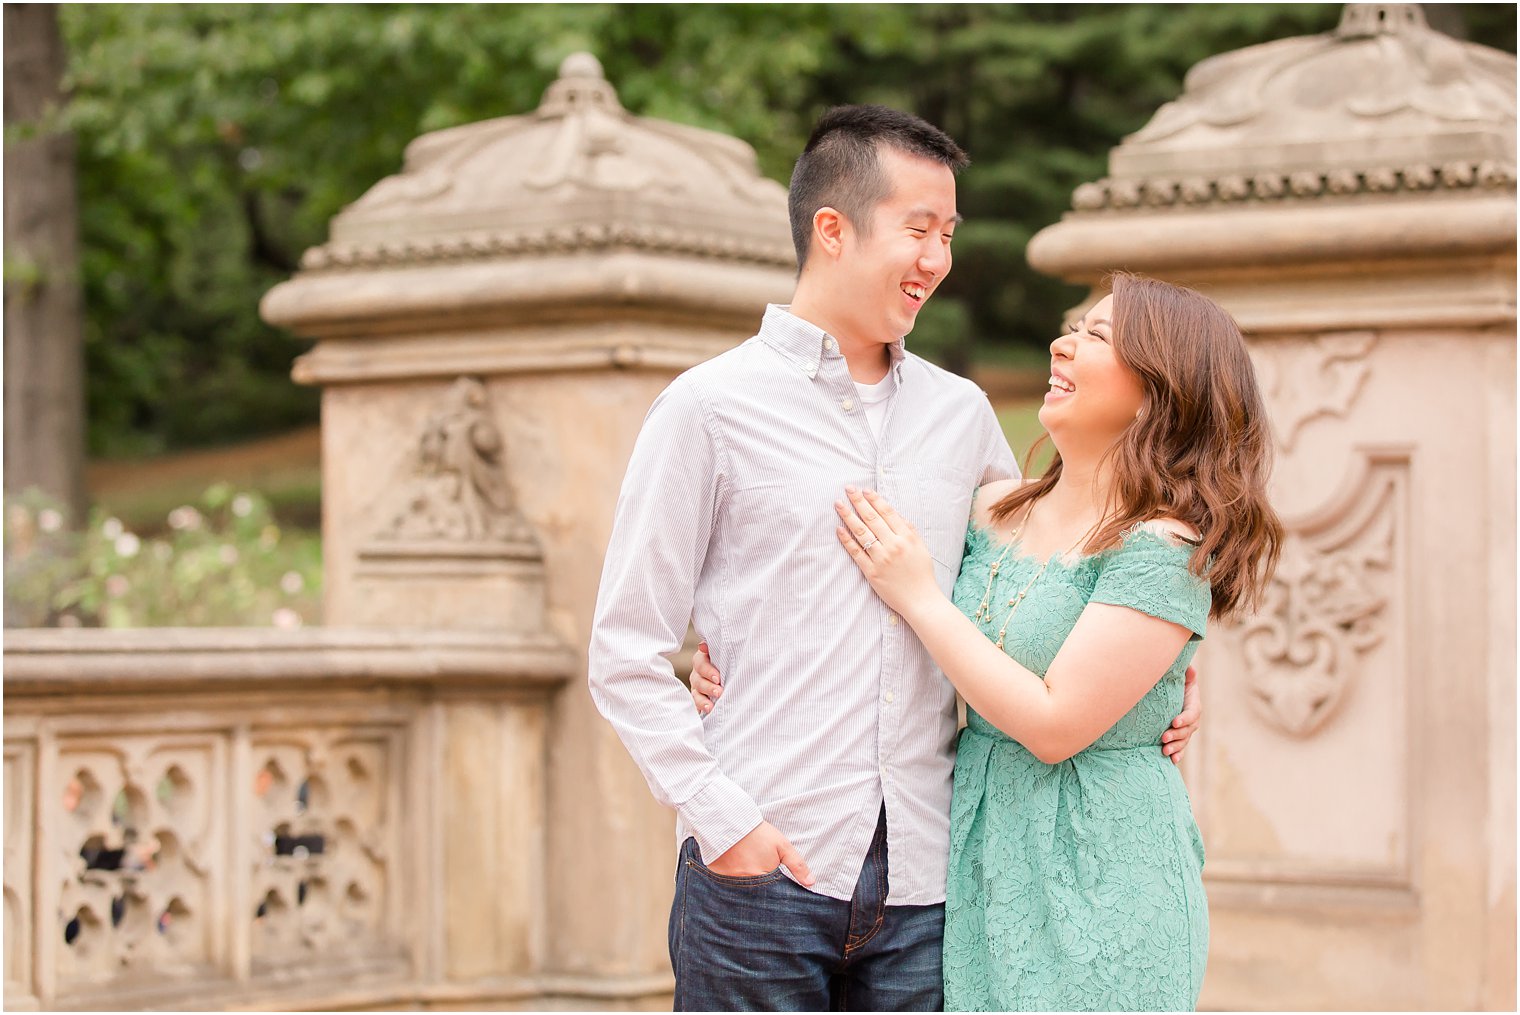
[919,241,950,276]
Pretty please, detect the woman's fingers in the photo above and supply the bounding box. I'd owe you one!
[690,670,719,714]
[837,525,872,570]
[693,641,722,688]
[861,488,910,534]
[845,486,896,540]
[835,500,876,549]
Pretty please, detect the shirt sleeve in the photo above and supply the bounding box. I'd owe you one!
[1088,531,1211,642]
[587,377,765,863]
[975,389,1020,485]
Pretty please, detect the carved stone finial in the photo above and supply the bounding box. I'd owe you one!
[1335,3,1426,39]
[537,50,623,118]
[558,51,605,79]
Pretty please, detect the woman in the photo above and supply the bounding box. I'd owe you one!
[692,273,1282,1010]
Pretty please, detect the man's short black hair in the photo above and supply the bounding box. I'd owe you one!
[788,104,969,270]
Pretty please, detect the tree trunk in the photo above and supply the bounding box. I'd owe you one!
[4,3,86,523]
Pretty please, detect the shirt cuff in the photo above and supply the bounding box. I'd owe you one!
[678,775,765,864]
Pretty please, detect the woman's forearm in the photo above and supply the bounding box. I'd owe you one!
[903,592,1188,764]
[901,595,1071,761]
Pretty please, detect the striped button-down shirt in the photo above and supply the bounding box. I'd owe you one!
[589,305,1018,904]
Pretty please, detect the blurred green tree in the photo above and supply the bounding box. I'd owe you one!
[59,3,1515,455]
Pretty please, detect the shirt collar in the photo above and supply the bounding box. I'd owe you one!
[758,304,907,380]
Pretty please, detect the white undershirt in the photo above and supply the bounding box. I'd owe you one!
[854,373,896,442]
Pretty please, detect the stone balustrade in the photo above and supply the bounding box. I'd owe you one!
[2,627,581,1011]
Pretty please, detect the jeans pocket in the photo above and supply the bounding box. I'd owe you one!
[683,839,784,888]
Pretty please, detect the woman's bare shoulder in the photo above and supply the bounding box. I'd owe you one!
[1135,516,1202,545]
[971,479,1022,527]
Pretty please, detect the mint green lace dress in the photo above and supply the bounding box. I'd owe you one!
[942,522,1210,1012]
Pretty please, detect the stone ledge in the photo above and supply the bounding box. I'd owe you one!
[3,626,574,698]
[32,970,674,1013]
[262,250,795,340]
[1027,192,1516,279]
[1072,160,1517,211]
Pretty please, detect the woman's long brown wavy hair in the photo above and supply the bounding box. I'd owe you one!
[990,272,1283,620]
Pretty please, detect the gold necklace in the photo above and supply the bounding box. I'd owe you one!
[973,502,1098,652]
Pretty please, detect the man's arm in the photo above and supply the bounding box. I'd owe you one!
[588,379,811,882]
[975,389,1020,486]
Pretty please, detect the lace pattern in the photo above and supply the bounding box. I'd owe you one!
[942,521,1210,1011]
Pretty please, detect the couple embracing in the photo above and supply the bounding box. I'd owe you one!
[589,105,1282,1012]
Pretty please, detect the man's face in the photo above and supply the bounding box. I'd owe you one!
[836,147,958,346]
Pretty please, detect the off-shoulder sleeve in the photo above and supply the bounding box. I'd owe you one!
[1088,530,1210,642]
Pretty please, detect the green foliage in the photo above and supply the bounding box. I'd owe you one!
[60,4,1516,454]
[4,484,321,628]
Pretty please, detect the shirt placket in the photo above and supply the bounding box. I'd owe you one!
[872,363,906,886]
[818,335,911,901]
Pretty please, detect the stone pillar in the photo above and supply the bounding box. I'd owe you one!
[1026,6,1515,1009]
[262,53,795,1006]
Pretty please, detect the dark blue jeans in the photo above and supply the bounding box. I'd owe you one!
[668,807,944,1012]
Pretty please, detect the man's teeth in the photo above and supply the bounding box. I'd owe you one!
[902,284,926,300]
[1049,375,1075,393]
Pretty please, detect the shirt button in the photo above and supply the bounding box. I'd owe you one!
[841,398,855,411]
[885,691,895,704]
[888,614,899,626]
[824,337,836,351]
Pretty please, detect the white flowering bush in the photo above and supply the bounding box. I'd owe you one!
[4,484,321,628]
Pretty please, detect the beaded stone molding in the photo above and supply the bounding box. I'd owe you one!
[1070,159,1517,212]
[297,222,796,274]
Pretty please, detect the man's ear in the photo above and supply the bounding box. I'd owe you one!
[812,206,846,260]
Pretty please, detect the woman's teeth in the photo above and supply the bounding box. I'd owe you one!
[1049,375,1075,393]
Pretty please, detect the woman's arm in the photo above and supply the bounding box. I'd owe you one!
[836,487,1192,764]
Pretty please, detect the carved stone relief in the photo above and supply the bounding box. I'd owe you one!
[56,738,216,990]
[1252,331,1377,451]
[250,730,394,971]
[1237,451,1406,736]
[366,377,535,554]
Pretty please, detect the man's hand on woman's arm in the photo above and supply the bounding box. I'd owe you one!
[1161,665,1201,766]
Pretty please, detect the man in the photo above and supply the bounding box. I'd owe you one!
[589,105,1198,1011]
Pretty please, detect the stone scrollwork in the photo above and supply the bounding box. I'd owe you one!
[250,731,392,969]
[1237,451,1406,737]
[370,376,535,550]
[56,740,215,990]
[1253,331,1377,452]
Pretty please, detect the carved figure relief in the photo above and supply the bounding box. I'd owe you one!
[56,740,215,990]
[372,377,533,547]
[1252,331,1377,451]
[1237,451,1406,736]
[250,731,392,970]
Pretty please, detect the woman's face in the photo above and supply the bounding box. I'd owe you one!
[1038,294,1145,449]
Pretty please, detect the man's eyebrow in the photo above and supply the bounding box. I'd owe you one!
[906,207,963,226]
